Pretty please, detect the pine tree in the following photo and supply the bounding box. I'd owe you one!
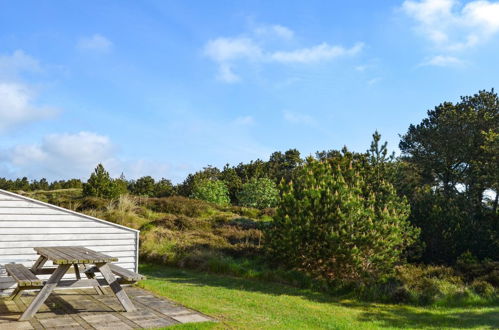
[83,164,118,198]
[266,155,418,283]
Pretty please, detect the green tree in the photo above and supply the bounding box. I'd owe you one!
[130,176,156,196]
[220,164,243,203]
[154,178,174,197]
[237,177,279,209]
[399,89,499,262]
[83,164,121,198]
[178,166,221,197]
[267,149,303,183]
[191,179,230,206]
[266,155,418,283]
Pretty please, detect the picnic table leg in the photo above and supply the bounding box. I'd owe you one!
[7,287,22,301]
[83,264,105,295]
[19,264,71,321]
[31,256,48,273]
[96,263,136,312]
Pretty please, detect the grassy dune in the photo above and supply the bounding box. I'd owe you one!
[139,264,499,330]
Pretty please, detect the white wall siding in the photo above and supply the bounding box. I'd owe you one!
[0,190,139,295]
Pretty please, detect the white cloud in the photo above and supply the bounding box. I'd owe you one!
[367,77,382,85]
[1,131,184,182]
[77,34,113,52]
[204,27,362,82]
[254,24,294,40]
[8,132,115,179]
[402,0,499,50]
[420,55,464,66]
[0,82,58,132]
[233,115,255,126]
[203,37,262,62]
[283,111,316,125]
[217,63,240,82]
[0,50,41,78]
[270,42,363,63]
[0,51,59,132]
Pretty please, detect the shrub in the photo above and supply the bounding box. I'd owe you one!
[237,178,279,209]
[456,257,499,287]
[471,280,495,297]
[77,196,109,211]
[266,156,418,284]
[191,179,230,206]
[146,196,217,218]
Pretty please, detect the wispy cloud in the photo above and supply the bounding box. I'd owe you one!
[283,111,316,125]
[233,115,255,126]
[77,34,113,53]
[269,42,363,63]
[367,77,382,85]
[254,24,294,40]
[0,50,41,78]
[402,0,499,50]
[420,55,464,66]
[203,24,363,82]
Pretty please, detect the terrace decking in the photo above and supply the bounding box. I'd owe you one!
[0,286,212,329]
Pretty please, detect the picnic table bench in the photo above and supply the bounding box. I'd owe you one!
[3,246,145,321]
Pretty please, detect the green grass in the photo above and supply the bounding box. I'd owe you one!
[138,264,499,329]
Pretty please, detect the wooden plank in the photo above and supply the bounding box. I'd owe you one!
[50,247,89,263]
[5,264,42,287]
[56,278,135,288]
[31,256,48,273]
[0,214,102,220]
[0,194,22,200]
[2,227,125,234]
[61,246,103,263]
[0,240,135,248]
[0,233,136,241]
[0,247,136,255]
[97,263,136,312]
[0,208,69,215]
[19,264,71,321]
[0,200,44,207]
[34,246,118,264]
[75,247,118,263]
[0,221,115,228]
[34,247,71,264]
[85,264,145,281]
[56,246,117,263]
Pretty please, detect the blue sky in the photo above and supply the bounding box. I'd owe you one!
[1,0,499,182]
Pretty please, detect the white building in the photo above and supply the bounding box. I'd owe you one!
[0,189,139,295]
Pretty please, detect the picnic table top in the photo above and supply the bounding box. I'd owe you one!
[34,246,118,265]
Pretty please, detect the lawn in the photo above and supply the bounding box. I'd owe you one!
[138,264,499,329]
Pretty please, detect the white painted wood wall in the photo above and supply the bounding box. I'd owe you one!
[0,189,139,295]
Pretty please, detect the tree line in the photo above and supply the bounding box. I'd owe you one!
[1,89,497,269]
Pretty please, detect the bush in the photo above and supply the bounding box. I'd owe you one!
[456,258,499,287]
[237,178,279,209]
[266,156,418,284]
[77,196,109,211]
[471,280,495,297]
[191,179,230,206]
[146,196,217,218]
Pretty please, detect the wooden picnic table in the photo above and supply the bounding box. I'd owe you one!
[17,246,137,321]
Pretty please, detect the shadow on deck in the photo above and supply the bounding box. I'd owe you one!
[0,286,212,329]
